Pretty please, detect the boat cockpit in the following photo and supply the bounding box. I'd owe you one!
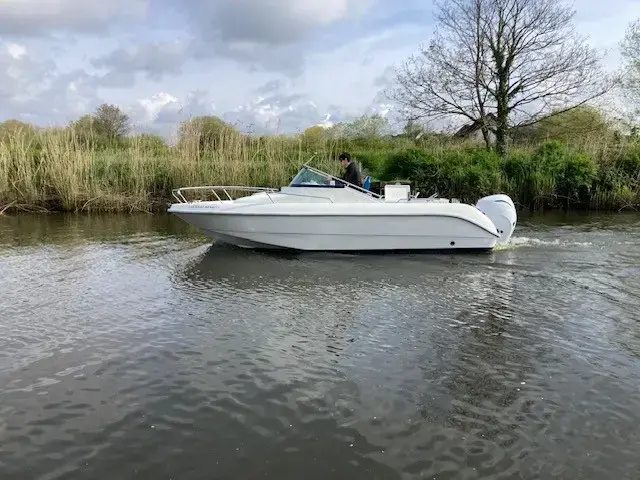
[289,165,346,188]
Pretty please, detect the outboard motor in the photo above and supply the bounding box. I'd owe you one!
[475,194,517,245]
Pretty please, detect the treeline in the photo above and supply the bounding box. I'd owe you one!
[0,104,638,213]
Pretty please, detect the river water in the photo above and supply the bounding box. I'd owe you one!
[1,212,639,479]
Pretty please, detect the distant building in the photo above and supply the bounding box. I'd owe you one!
[453,113,498,144]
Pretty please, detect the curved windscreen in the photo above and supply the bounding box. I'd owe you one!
[289,167,332,186]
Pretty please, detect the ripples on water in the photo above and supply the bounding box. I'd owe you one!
[1,212,639,479]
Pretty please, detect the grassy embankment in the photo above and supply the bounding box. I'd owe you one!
[0,125,639,214]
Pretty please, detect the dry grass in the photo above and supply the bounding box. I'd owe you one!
[0,126,343,212]
[1,124,638,213]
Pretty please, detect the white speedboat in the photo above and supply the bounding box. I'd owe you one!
[168,164,517,252]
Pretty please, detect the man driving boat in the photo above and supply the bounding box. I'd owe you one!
[338,152,362,187]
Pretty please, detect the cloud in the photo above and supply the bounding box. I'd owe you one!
[103,90,225,142]
[0,18,457,135]
[6,43,27,60]
[222,93,325,133]
[182,0,372,46]
[0,43,55,103]
[92,39,192,83]
[373,66,397,88]
[1,40,102,124]
[0,0,148,36]
[4,69,102,125]
[218,90,397,135]
[123,86,379,138]
[89,0,376,78]
[126,90,216,133]
[254,79,287,95]
[127,92,180,126]
[196,40,307,75]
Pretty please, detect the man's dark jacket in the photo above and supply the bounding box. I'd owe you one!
[342,162,362,187]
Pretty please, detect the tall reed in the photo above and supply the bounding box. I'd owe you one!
[0,126,638,213]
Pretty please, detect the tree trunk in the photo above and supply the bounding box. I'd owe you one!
[481,125,492,151]
[495,69,510,157]
[495,110,508,156]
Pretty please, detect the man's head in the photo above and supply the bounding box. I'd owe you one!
[339,152,351,168]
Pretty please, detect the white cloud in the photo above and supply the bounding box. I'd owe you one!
[0,42,54,101]
[317,114,335,129]
[122,90,219,139]
[132,93,180,124]
[6,43,27,59]
[222,94,324,133]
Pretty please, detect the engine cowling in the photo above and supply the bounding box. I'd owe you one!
[475,194,517,245]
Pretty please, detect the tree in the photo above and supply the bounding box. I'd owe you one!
[403,119,426,140]
[619,19,640,129]
[177,115,239,151]
[532,106,612,143]
[93,103,130,138]
[302,125,326,139]
[328,114,392,139]
[0,119,36,143]
[69,114,98,146]
[133,133,168,154]
[70,115,97,132]
[621,19,640,91]
[390,0,613,155]
[301,125,327,149]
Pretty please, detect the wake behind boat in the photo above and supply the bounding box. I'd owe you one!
[168,164,517,252]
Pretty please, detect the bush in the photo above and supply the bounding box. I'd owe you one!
[617,143,640,180]
[351,151,387,177]
[555,152,597,207]
[379,148,505,202]
[132,133,169,156]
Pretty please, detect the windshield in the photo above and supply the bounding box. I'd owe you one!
[289,167,331,186]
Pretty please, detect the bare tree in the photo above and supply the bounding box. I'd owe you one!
[621,19,640,88]
[94,103,130,138]
[618,19,640,128]
[389,0,614,155]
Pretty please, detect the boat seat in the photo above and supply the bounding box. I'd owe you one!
[363,176,371,190]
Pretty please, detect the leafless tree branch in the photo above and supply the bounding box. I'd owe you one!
[387,0,618,155]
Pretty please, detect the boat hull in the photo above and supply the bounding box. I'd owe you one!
[170,205,500,252]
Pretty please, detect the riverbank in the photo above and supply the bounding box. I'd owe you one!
[1,127,638,213]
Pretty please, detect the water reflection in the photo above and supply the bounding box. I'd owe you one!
[169,245,542,475]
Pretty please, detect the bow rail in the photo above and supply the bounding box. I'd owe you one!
[171,186,278,204]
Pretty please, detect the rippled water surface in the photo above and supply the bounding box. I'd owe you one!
[1,212,639,479]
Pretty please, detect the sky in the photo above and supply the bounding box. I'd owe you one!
[1,0,639,139]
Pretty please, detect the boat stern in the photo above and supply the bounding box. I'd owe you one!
[475,194,517,245]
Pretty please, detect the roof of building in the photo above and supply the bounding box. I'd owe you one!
[454,113,498,138]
